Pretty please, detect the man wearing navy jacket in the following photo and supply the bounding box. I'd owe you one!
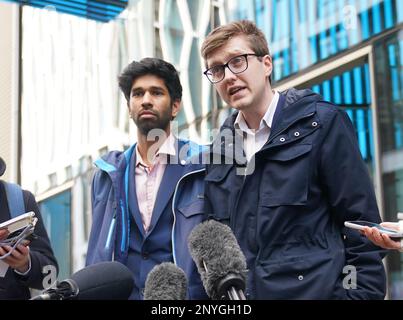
[201,20,386,299]
[86,58,207,299]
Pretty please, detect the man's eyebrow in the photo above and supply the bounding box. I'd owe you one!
[131,86,166,92]
[207,51,246,68]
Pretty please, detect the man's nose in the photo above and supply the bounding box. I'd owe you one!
[141,91,152,105]
[222,67,237,83]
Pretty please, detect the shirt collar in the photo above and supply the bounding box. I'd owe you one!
[135,133,176,167]
[235,90,280,133]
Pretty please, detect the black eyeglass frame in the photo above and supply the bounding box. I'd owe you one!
[203,53,261,84]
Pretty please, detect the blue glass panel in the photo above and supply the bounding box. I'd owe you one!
[328,0,337,55]
[40,190,71,280]
[372,1,382,34]
[360,0,370,40]
[343,71,353,104]
[283,49,290,77]
[307,0,317,64]
[353,67,364,104]
[289,0,299,72]
[318,0,328,60]
[333,75,342,104]
[364,64,372,104]
[4,0,127,22]
[322,80,331,102]
[312,84,321,94]
[347,0,359,46]
[388,44,401,102]
[396,123,403,148]
[368,109,375,161]
[297,0,309,69]
[346,109,354,121]
[398,0,403,23]
[384,0,394,28]
[338,2,349,51]
[356,109,368,159]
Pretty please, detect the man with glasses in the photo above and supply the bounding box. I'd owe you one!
[201,20,386,299]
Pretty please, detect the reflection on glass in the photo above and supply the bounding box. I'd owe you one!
[163,0,184,65]
[39,190,71,280]
[375,29,403,299]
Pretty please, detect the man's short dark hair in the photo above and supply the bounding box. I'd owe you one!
[118,58,182,103]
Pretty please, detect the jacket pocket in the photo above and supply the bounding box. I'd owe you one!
[260,143,312,207]
[177,199,205,218]
[255,250,344,299]
[204,164,234,221]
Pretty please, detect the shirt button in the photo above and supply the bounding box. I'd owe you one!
[298,275,304,281]
[142,252,149,260]
[312,121,318,127]
[294,131,300,137]
[279,137,286,142]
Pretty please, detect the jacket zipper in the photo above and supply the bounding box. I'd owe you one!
[105,201,117,258]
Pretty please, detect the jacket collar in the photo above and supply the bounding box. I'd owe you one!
[213,88,321,157]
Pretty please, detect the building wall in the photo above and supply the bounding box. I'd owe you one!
[0,2,19,183]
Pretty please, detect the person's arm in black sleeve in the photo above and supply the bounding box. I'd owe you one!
[318,106,386,300]
[13,190,59,289]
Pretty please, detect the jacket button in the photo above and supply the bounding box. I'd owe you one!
[142,252,149,260]
[294,132,300,137]
[312,121,318,127]
[298,275,304,281]
[279,137,286,142]
[180,160,186,165]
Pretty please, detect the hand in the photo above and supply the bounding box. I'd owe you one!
[0,229,9,241]
[0,245,30,273]
[362,223,401,250]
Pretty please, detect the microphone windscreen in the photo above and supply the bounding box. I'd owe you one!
[71,261,134,300]
[188,220,247,299]
[144,262,187,300]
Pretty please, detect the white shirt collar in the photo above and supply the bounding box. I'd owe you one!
[235,91,280,133]
[135,133,176,166]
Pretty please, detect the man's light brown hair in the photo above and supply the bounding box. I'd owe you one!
[201,20,272,83]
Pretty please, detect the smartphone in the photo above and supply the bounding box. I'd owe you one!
[344,220,403,239]
[0,212,36,234]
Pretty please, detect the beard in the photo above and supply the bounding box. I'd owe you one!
[133,106,172,136]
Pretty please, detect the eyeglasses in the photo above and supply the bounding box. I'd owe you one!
[203,53,260,84]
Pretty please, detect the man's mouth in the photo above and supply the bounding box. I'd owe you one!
[139,111,157,118]
[228,86,246,96]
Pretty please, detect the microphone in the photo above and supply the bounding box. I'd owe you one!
[144,262,187,300]
[31,261,134,300]
[188,220,247,300]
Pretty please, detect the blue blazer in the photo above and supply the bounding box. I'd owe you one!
[86,139,208,299]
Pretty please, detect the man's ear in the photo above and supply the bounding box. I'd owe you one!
[263,55,273,79]
[171,99,181,120]
[127,102,132,118]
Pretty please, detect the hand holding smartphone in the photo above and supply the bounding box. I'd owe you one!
[344,221,403,239]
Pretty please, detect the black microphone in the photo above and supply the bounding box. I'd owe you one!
[31,261,134,300]
[144,262,187,300]
[188,220,247,300]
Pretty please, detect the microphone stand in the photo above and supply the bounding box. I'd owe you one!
[216,274,246,300]
[30,279,79,300]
